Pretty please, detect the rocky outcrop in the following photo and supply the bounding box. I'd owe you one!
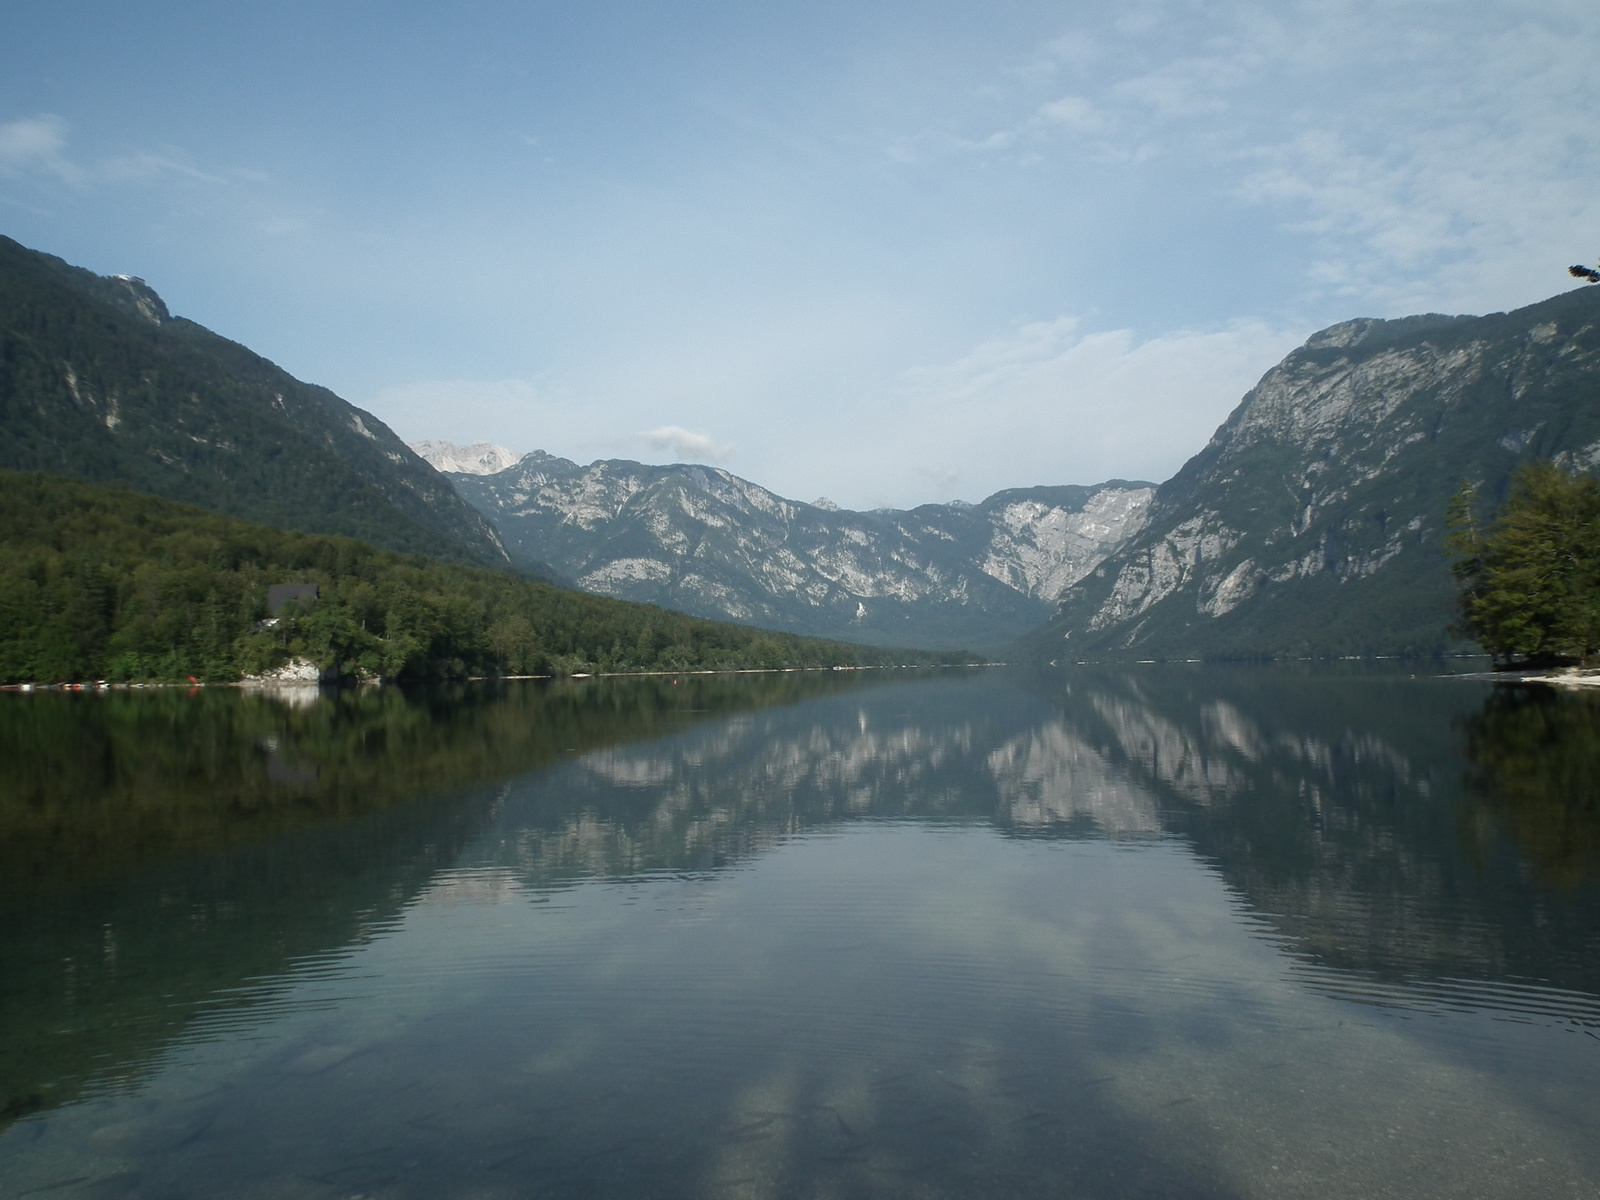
[446,452,1154,650]
[409,440,520,476]
[1023,286,1600,659]
[241,656,327,684]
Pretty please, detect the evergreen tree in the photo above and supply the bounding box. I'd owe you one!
[1447,461,1600,666]
[0,471,978,684]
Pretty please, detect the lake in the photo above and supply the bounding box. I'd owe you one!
[1,665,1597,1199]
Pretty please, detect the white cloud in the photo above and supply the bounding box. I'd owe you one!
[1043,33,1099,67]
[0,111,239,206]
[908,316,1305,455]
[917,466,963,495]
[832,316,1310,505]
[1108,59,1238,117]
[1035,96,1104,133]
[905,2,1600,315]
[0,113,80,182]
[100,149,226,186]
[640,425,736,462]
[1230,16,1600,312]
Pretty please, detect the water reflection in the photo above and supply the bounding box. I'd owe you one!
[0,672,869,900]
[1461,684,1600,890]
[0,673,879,1125]
[461,668,1600,1005]
[2,668,1598,1199]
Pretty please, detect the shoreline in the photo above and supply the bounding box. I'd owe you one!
[1457,667,1600,689]
[0,661,996,693]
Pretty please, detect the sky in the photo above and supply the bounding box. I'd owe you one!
[2,0,1596,510]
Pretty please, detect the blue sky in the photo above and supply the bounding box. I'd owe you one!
[3,0,1596,508]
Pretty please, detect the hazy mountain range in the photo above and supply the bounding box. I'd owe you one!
[411,440,522,477]
[6,232,1599,658]
[425,450,1154,649]
[419,286,1600,656]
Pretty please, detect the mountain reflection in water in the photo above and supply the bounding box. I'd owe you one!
[0,673,870,1122]
[477,667,1600,1002]
[1,667,1597,1200]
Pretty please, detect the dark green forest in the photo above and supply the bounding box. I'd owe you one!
[0,235,505,564]
[0,471,976,684]
[1448,461,1600,666]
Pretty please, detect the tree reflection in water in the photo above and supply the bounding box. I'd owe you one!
[1462,685,1600,889]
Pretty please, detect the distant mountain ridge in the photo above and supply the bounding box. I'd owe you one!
[434,286,1600,659]
[1019,285,1600,659]
[17,231,1593,660]
[437,446,1154,650]
[0,236,506,564]
[412,439,520,476]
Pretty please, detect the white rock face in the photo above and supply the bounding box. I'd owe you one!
[1041,294,1600,655]
[1089,514,1241,630]
[441,450,1156,648]
[242,656,324,684]
[410,440,521,475]
[578,557,674,589]
[980,487,1154,603]
[1085,331,1484,634]
[110,275,169,326]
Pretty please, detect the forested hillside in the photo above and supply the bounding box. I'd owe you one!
[0,237,505,564]
[0,472,973,684]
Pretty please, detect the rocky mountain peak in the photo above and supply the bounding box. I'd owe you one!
[1023,285,1600,659]
[410,440,521,476]
[440,453,1156,650]
[108,274,171,326]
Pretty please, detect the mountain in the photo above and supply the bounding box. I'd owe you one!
[411,439,520,475]
[1019,286,1600,660]
[0,469,969,684]
[437,447,1154,650]
[0,237,505,564]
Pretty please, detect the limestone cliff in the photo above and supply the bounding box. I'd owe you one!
[1022,287,1600,659]
[447,452,1153,650]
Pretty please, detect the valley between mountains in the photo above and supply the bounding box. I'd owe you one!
[419,285,1600,656]
[6,232,1599,663]
[422,449,1154,651]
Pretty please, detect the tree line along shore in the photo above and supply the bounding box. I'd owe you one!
[6,454,1600,686]
[0,471,978,685]
[1449,461,1600,671]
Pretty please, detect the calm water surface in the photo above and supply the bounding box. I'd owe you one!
[1,666,1597,1199]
